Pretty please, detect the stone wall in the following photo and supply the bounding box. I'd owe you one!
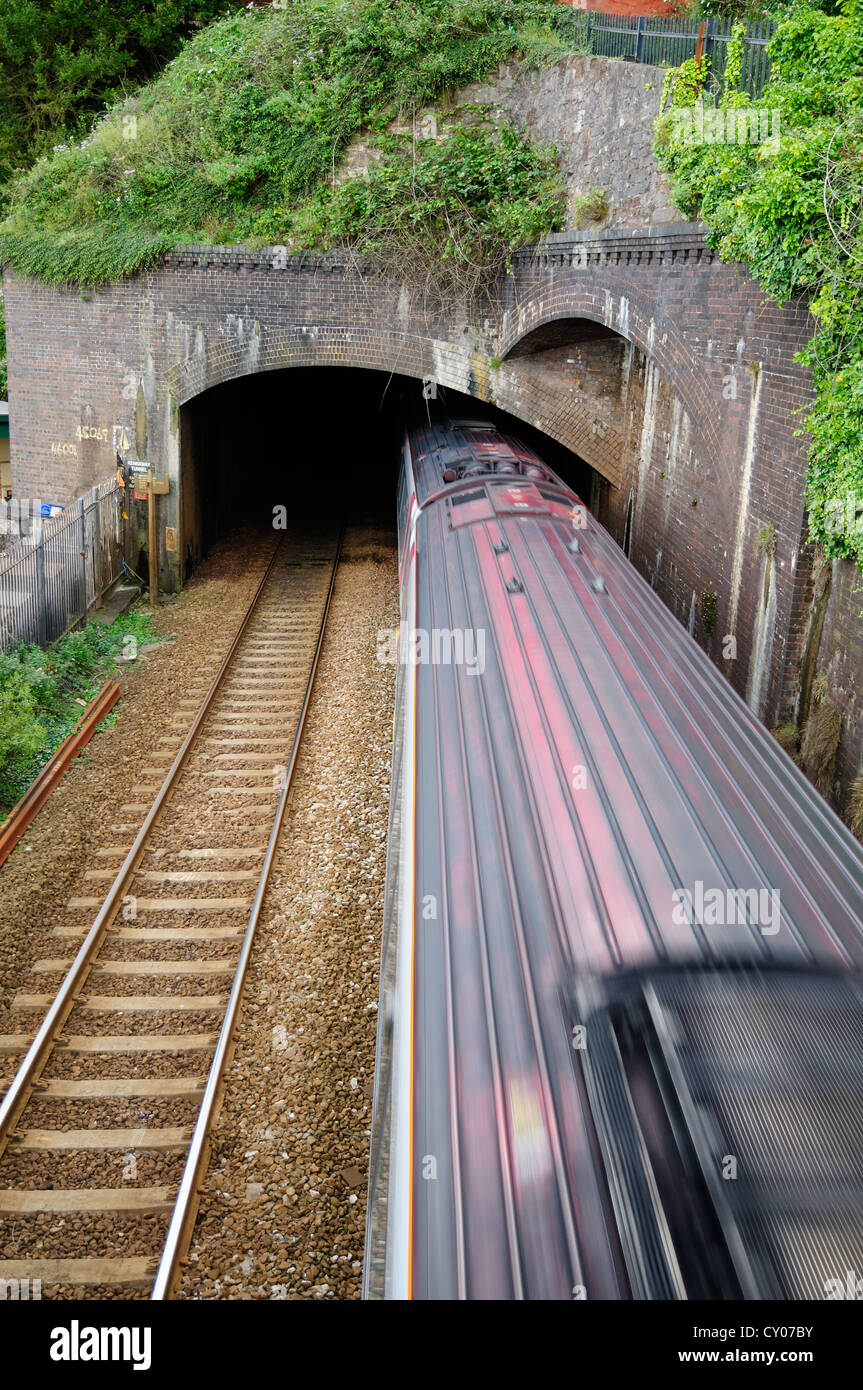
[467,55,684,229]
[340,54,682,229]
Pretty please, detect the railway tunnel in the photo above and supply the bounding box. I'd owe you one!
[177,366,598,573]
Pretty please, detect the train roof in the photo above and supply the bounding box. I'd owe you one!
[404,423,863,1298]
[407,413,563,506]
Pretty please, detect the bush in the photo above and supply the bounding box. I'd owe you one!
[0,653,48,780]
[0,609,156,814]
[275,115,565,305]
[772,720,801,760]
[571,187,609,229]
[800,672,842,796]
[848,774,863,839]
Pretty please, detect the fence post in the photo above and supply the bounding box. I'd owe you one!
[33,521,47,646]
[585,10,592,49]
[635,16,645,63]
[76,495,87,622]
[91,486,103,609]
[703,17,716,75]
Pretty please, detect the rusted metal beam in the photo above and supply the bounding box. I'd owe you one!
[0,680,121,869]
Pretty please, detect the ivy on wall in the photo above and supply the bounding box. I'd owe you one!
[656,0,863,568]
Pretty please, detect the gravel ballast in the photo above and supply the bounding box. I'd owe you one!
[181,524,397,1301]
[0,518,398,1302]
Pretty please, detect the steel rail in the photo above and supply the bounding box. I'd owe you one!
[0,538,286,1153]
[151,527,344,1299]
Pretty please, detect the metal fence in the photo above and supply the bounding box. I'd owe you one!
[574,12,777,99]
[0,477,125,650]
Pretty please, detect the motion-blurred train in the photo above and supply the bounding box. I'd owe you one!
[363,409,863,1300]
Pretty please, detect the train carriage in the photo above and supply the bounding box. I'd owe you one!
[364,411,863,1301]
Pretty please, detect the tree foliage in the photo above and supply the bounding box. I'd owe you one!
[0,1,242,187]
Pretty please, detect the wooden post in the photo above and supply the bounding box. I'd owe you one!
[145,472,169,609]
[147,472,157,610]
[695,20,706,63]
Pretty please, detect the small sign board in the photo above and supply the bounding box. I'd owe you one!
[128,463,151,502]
[40,503,64,518]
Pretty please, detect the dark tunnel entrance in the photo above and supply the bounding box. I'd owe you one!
[179,367,598,573]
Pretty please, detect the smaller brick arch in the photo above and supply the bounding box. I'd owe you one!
[499,281,727,490]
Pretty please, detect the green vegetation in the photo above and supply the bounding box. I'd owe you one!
[772,720,802,759]
[571,186,609,229]
[286,113,565,304]
[699,588,718,636]
[800,670,843,794]
[0,1,573,293]
[848,773,863,837]
[0,607,157,815]
[756,522,777,559]
[655,1,863,569]
[0,1,244,188]
[0,3,245,401]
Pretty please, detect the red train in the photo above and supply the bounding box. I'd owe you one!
[364,409,863,1300]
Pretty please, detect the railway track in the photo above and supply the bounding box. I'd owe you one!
[0,525,342,1299]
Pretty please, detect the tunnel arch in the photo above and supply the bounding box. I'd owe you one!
[167,320,635,492]
[175,363,601,571]
[498,285,730,492]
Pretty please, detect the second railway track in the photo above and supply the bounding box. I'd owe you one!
[0,524,343,1299]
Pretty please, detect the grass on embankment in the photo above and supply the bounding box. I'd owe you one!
[0,0,574,292]
[0,607,158,817]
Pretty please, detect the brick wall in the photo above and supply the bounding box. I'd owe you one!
[6,215,857,810]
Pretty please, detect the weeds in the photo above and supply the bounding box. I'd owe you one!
[0,607,157,815]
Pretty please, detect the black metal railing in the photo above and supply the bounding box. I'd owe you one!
[573,12,777,99]
[0,477,124,649]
